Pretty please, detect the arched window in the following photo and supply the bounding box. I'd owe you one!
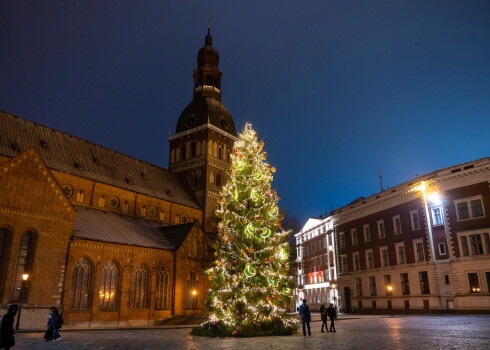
[201,140,206,155]
[213,143,218,158]
[123,201,129,213]
[99,196,106,207]
[190,142,196,158]
[185,142,190,160]
[156,267,169,309]
[186,271,198,309]
[182,215,189,223]
[77,190,84,203]
[175,214,180,223]
[0,227,10,297]
[180,147,185,161]
[218,147,222,159]
[195,141,201,156]
[141,206,146,217]
[170,149,175,164]
[159,211,165,221]
[70,258,92,310]
[216,174,222,187]
[99,261,119,309]
[207,141,213,155]
[210,171,215,184]
[130,265,148,309]
[175,147,180,162]
[11,231,36,302]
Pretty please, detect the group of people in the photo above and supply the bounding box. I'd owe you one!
[0,305,62,349]
[298,299,337,337]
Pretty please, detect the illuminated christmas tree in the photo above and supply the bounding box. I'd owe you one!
[195,123,295,337]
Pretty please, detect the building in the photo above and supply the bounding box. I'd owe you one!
[0,28,236,328]
[333,158,490,313]
[295,216,339,311]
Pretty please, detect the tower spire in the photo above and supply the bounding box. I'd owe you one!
[206,13,213,45]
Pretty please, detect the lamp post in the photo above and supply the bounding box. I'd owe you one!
[15,273,29,330]
[386,284,393,317]
[192,290,197,316]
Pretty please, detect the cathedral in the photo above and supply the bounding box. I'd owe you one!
[0,28,236,329]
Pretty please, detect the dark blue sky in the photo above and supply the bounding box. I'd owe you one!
[1,1,490,224]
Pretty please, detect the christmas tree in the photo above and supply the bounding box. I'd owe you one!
[194,123,295,337]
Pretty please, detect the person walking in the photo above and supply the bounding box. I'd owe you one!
[44,308,62,341]
[0,304,19,350]
[319,302,328,332]
[298,299,311,337]
[327,303,337,332]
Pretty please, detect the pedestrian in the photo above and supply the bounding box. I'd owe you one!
[319,302,328,332]
[43,307,62,341]
[298,299,311,337]
[327,303,337,332]
[0,304,19,350]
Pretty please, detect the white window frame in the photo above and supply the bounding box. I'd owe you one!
[338,232,345,248]
[353,252,360,271]
[340,254,348,273]
[380,246,389,267]
[393,215,402,235]
[363,224,371,242]
[438,242,447,256]
[395,242,406,265]
[413,238,425,262]
[366,249,374,269]
[351,229,358,245]
[454,195,486,221]
[410,210,420,230]
[431,206,444,226]
[377,220,385,238]
[456,229,490,257]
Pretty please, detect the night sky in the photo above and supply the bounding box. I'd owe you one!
[1,1,490,225]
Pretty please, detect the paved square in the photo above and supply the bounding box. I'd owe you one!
[14,315,490,349]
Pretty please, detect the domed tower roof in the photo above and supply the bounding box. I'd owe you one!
[175,26,236,136]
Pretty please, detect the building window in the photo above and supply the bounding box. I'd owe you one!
[415,240,425,262]
[353,252,360,271]
[486,272,490,293]
[438,242,447,256]
[216,173,222,186]
[159,211,165,221]
[397,244,406,265]
[77,190,84,203]
[384,275,392,295]
[123,201,129,213]
[70,258,92,310]
[363,224,371,242]
[338,232,345,248]
[351,229,358,245]
[130,265,148,309]
[393,215,401,235]
[11,231,36,302]
[445,275,450,284]
[431,206,444,226]
[468,273,481,293]
[0,228,10,296]
[209,171,215,184]
[419,271,430,294]
[99,261,119,309]
[369,276,377,296]
[156,267,170,309]
[400,273,410,295]
[470,234,484,255]
[99,196,106,207]
[404,300,410,309]
[340,255,348,273]
[141,206,146,216]
[455,196,485,221]
[366,250,374,269]
[423,300,430,309]
[356,278,363,297]
[186,271,198,309]
[381,247,389,267]
[372,300,376,309]
[377,220,385,238]
[410,210,420,230]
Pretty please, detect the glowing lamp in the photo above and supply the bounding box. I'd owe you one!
[22,273,29,281]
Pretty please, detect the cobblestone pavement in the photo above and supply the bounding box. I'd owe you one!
[13,315,490,350]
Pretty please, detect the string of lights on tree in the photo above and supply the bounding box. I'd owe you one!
[202,123,295,336]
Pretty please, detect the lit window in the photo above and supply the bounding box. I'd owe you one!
[468,273,481,293]
[99,196,106,207]
[11,231,35,302]
[99,261,119,309]
[455,196,485,221]
[431,206,444,226]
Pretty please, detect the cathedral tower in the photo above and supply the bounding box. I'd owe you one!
[169,26,237,234]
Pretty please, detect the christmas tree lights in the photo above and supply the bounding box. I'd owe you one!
[195,123,295,337]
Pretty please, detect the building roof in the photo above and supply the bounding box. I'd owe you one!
[72,205,195,250]
[0,110,200,209]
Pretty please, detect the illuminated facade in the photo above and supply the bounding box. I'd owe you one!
[295,216,339,311]
[333,157,490,313]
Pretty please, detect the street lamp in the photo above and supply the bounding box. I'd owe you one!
[386,284,393,316]
[192,290,197,316]
[15,273,29,330]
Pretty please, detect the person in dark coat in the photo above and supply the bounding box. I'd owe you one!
[327,303,337,332]
[44,308,61,341]
[298,299,311,337]
[319,302,328,332]
[0,304,19,350]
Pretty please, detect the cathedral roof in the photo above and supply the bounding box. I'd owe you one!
[73,206,195,250]
[0,110,200,209]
